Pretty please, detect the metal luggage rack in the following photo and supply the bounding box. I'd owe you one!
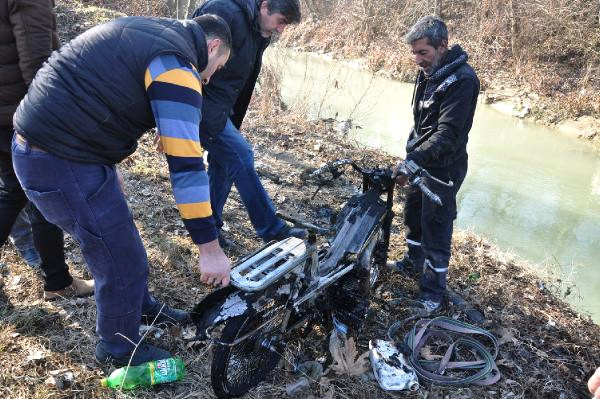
[230,237,308,292]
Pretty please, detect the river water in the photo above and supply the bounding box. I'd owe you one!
[264,48,600,322]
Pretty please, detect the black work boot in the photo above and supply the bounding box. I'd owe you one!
[95,342,172,367]
[265,224,307,242]
[141,302,191,327]
[391,295,444,318]
[387,255,421,278]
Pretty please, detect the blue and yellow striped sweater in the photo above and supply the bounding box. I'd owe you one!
[145,54,215,244]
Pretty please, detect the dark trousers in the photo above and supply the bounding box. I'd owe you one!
[201,119,285,240]
[404,159,468,302]
[0,127,71,290]
[12,137,160,355]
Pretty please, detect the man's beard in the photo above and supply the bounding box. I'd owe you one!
[424,55,443,77]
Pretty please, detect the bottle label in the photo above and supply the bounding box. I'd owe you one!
[151,358,178,384]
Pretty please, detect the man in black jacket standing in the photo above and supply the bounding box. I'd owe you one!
[192,0,303,245]
[392,16,480,312]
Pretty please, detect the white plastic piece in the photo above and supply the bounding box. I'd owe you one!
[369,339,419,391]
[231,237,307,291]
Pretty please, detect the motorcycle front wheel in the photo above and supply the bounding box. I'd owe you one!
[211,299,287,398]
[327,227,384,332]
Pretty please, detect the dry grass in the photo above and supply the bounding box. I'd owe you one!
[3,97,599,398]
[1,1,598,398]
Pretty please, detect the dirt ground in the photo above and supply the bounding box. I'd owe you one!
[0,1,599,398]
[1,105,599,399]
[0,106,600,398]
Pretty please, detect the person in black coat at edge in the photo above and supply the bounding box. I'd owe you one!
[390,15,480,313]
[192,0,304,247]
[0,0,94,299]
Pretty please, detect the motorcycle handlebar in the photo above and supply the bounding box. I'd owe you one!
[309,159,447,206]
[417,181,443,206]
[309,159,363,178]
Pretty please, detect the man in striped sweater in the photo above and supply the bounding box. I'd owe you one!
[12,15,232,366]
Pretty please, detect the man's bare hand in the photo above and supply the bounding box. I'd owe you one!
[589,367,600,398]
[394,174,409,187]
[392,161,409,187]
[198,239,231,287]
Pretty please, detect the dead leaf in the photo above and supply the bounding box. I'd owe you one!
[329,332,369,376]
[26,350,45,362]
[298,361,323,381]
[139,324,165,339]
[169,325,182,338]
[318,386,335,399]
[496,327,519,346]
[318,377,335,399]
[45,371,74,390]
[421,345,443,361]
[285,376,310,396]
[11,275,21,286]
[74,297,87,305]
[181,325,197,340]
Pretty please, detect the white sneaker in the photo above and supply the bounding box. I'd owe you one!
[418,299,442,313]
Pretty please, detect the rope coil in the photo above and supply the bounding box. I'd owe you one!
[390,316,501,386]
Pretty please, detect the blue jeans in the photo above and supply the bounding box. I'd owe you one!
[12,137,160,355]
[403,159,468,302]
[1,126,70,290]
[9,209,35,253]
[201,119,284,239]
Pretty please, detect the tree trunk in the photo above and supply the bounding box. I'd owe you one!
[166,0,191,19]
[434,0,442,17]
[187,0,198,19]
[508,0,520,58]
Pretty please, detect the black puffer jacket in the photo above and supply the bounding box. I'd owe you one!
[192,0,269,138]
[406,45,480,170]
[0,0,59,127]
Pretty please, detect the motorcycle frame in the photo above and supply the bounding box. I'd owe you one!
[192,167,396,347]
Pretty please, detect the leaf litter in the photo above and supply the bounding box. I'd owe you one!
[0,1,598,398]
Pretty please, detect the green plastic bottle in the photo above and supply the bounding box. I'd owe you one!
[100,357,185,390]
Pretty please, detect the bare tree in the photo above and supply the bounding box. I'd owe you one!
[508,0,520,58]
[187,0,198,18]
[434,0,442,17]
[166,0,191,18]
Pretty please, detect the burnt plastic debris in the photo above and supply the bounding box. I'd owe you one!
[369,339,419,391]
